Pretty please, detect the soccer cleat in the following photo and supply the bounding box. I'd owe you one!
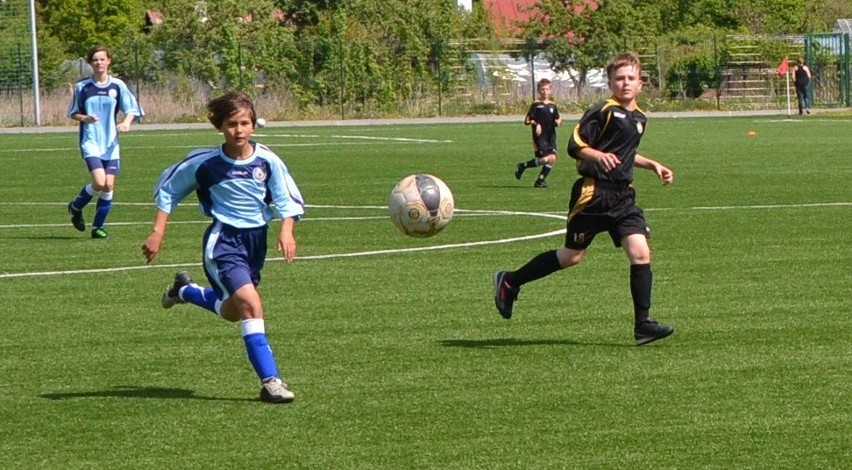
[68,202,85,232]
[260,378,295,404]
[534,179,548,188]
[90,227,109,239]
[515,163,525,180]
[493,270,519,319]
[161,271,194,309]
[634,319,675,346]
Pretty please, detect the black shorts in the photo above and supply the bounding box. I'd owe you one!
[534,137,557,159]
[535,147,558,159]
[564,177,649,249]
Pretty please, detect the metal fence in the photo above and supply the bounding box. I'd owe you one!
[2,31,849,127]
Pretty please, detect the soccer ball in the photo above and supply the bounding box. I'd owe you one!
[256,118,267,127]
[388,174,454,238]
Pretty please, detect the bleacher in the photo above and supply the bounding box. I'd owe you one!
[719,35,804,108]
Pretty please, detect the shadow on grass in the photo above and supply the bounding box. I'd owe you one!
[40,385,255,402]
[439,337,628,348]
[0,235,80,240]
[476,184,538,190]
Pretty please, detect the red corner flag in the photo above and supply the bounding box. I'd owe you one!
[777,57,789,76]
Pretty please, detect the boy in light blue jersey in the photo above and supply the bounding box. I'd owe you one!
[141,91,305,404]
[66,45,143,239]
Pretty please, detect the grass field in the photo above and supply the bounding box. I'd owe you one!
[0,115,849,468]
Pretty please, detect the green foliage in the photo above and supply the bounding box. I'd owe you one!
[519,0,846,93]
[39,0,147,59]
[3,0,848,117]
[147,0,297,93]
[733,0,813,33]
[0,1,31,90]
[656,0,740,32]
[280,0,493,112]
[665,52,718,98]
[654,27,723,99]
[521,0,672,96]
[137,0,491,110]
[521,0,611,95]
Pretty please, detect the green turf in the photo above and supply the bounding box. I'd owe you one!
[0,116,849,468]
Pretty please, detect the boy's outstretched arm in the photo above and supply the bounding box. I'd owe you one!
[277,217,297,263]
[635,153,674,185]
[142,209,171,263]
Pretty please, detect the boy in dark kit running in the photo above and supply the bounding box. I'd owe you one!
[515,78,562,188]
[495,53,675,346]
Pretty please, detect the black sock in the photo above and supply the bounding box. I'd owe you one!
[511,250,562,287]
[537,164,553,180]
[630,263,652,324]
[525,158,538,169]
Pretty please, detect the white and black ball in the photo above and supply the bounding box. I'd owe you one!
[388,174,454,238]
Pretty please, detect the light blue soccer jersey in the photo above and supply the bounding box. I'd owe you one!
[67,76,143,160]
[154,142,305,228]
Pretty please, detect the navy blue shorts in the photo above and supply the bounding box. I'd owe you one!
[202,221,268,300]
[84,157,121,175]
[564,177,649,250]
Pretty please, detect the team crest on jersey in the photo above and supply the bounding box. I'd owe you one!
[108,89,117,99]
[252,167,267,182]
[636,122,644,133]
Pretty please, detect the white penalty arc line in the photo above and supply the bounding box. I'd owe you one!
[279,228,565,262]
[1,202,849,279]
[0,210,565,279]
[283,209,568,262]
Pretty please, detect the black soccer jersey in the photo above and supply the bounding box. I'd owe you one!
[567,99,648,184]
[526,101,560,151]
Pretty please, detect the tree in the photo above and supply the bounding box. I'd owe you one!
[39,0,147,59]
[285,0,490,111]
[520,0,656,97]
[148,0,298,92]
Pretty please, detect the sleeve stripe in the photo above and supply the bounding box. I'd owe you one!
[572,123,589,148]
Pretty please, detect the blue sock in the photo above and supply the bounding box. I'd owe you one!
[72,184,96,210]
[180,284,219,314]
[92,191,113,228]
[241,319,280,382]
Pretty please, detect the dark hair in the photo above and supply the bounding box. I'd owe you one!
[207,91,257,129]
[606,52,641,80]
[537,78,552,91]
[87,45,110,63]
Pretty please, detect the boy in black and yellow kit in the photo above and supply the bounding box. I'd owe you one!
[495,52,675,346]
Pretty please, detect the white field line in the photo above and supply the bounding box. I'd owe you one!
[6,133,451,153]
[13,141,424,153]
[0,203,848,279]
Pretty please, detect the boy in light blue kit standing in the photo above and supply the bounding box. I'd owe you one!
[141,91,305,403]
[67,45,143,239]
